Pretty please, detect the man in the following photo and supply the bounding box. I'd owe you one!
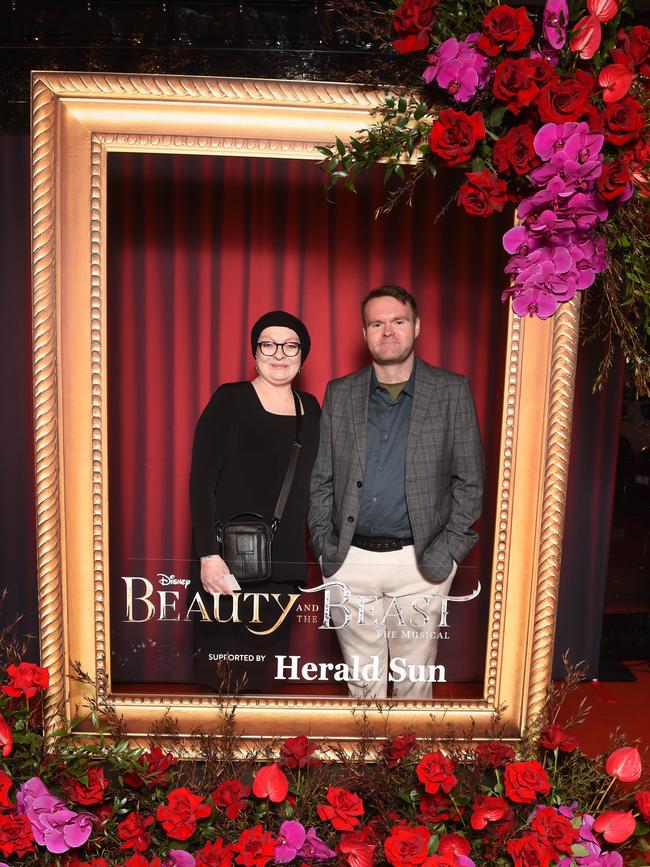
[308,285,484,699]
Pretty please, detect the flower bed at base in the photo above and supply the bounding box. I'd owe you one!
[0,654,648,867]
[320,0,650,393]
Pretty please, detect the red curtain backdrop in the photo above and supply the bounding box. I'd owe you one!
[106,152,511,687]
[0,134,623,690]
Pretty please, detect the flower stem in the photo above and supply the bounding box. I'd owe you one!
[590,777,615,816]
[450,792,467,830]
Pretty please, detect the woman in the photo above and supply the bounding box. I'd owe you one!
[189,311,320,693]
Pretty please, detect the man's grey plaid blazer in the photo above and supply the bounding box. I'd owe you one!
[308,357,484,582]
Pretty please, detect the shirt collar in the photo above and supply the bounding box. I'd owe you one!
[369,361,416,397]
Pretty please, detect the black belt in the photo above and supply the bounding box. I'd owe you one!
[351,534,414,552]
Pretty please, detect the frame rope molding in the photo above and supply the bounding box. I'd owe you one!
[526,296,581,722]
[486,313,521,707]
[33,73,385,109]
[32,77,65,731]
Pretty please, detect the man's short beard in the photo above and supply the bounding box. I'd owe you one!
[371,345,415,366]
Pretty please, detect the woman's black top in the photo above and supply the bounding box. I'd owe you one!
[190,381,320,583]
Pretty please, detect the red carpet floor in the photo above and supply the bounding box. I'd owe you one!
[556,661,650,757]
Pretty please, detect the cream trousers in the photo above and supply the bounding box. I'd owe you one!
[325,545,456,700]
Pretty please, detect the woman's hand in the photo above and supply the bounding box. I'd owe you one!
[200,555,235,595]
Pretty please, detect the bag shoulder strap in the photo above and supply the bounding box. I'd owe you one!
[271,391,303,532]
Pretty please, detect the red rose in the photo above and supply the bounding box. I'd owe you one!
[196,838,236,867]
[339,828,377,867]
[428,109,485,167]
[583,104,604,131]
[537,76,591,123]
[123,857,160,867]
[156,787,212,840]
[416,750,458,794]
[482,817,515,861]
[603,98,645,146]
[503,760,551,803]
[574,69,598,94]
[506,834,553,867]
[252,764,288,803]
[493,59,540,114]
[0,715,11,758]
[437,834,471,858]
[593,810,636,844]
[605,746,643,782]
[597,159,631,200]
[0,771,12,811]
[317,787,364,831]
[279,735,320,769]
[458,169,508,216]
[382,733,417,767]
[117,811,154,852]
[384,824,430,867]
[477,5,534,57]
[539,725,579,752]
[531,806,579,854]
[610,46,635,69]
[624,135,650,196]
[527,58,555,88]
[419,791,452,821]
[88,800,114,831]
[473,741,516,767]
[0,812,34,857]
[65,858,110,867]
[212,779,251,819]
[470,795,511,830]
[233,824,277,867]
[64,765,108,805]
[1,661,49,699]
[123,747,177,790]
[392,0,439,54]
[617,25,650,76]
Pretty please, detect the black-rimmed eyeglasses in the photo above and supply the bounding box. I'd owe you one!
[257,340,301,358]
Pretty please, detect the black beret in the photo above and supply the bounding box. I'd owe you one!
[250,310,311,362]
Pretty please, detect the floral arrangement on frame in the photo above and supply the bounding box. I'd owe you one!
[0,648,649,867]
[319,0,650,392]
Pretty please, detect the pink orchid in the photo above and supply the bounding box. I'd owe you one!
[502,282,563,318]
[543,0,569,49]
[16,777,94,854]
[599,64,637,103]
[166,852,197,867]
[570,15,602,59]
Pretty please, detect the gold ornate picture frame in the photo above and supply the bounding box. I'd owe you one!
[31,71,579,748]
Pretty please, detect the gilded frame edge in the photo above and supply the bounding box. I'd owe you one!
[31,70,580,749]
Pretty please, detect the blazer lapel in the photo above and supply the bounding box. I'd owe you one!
[351,366,372,470]
[407,357,439,463]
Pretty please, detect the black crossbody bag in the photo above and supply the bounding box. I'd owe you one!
[215,392,303,585]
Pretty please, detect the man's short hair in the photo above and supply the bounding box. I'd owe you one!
[361,285,419,323]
